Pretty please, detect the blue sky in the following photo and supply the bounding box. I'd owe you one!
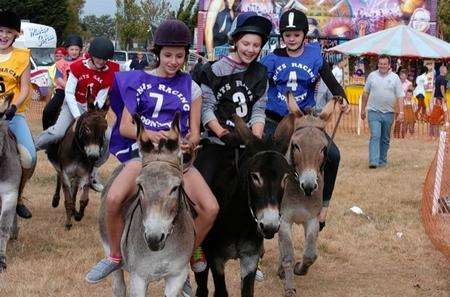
[83,0,180,16]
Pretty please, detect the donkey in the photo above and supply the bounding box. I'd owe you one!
[45,90,109,230]
[274,93,338,297]
[194,116,291,297]
[98,114,195,297]
[0,93,21,271]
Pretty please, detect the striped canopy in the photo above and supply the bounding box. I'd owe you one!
[327,25,450,59]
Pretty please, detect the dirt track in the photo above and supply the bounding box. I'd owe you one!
[0,122,449,296]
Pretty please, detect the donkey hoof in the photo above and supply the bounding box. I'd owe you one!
[294,262,309,276]
[278,265,285,279]
[74,212,83,222]
[64,224,72,231]
[284,288,297,297]
[52,195,60,208]
[0,256,6,272]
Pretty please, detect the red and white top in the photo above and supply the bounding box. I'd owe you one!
[65,59,119,117]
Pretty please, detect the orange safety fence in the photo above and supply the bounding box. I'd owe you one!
[421,126,450,261]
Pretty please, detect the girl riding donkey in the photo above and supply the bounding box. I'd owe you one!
[42,34,84,130]
[85,20,219,295]
[261,9,349,230]
[0,10,37,219]
[35,37,119,192]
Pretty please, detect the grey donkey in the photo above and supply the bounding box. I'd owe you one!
[0,93,21,271]
[274,93,338,297]
[97,114,195,297]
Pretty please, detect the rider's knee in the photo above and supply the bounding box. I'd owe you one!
[17,144,36,169]
[202,197,219,224]
[106,191,124,214]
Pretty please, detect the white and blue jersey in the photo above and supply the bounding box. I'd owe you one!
[261,43,323,116]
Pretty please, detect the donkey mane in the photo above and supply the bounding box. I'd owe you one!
[295,115,327,131]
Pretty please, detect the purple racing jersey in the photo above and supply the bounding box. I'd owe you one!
[109,70,192,163]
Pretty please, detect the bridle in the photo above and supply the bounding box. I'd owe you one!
[125,157,190,248]
[244,149,288,225]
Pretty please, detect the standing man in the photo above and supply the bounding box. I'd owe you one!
[332,58,345,87]
[129,51,148,70]
[432,65,448,122]
[361,55,404,169]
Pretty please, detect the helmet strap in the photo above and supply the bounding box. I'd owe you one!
[282,33,305,54]
[90,58,106,70]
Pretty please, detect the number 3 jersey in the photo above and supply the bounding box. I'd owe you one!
[198,57,267,129]
[261,43,323,116]
[109,70,192,163]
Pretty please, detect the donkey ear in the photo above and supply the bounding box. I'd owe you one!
[273,114,295,154]
[286,91,304,118]
[233,114,256,145]
[319,96,338,122]
[166,112,181,140]
[133,113,154,153]
[100,95,110,114]
[86,86,96,111]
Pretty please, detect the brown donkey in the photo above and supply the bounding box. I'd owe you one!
[47,90,109,230]
[274,93,338,297]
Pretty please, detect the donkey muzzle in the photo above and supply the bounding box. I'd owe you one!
[298,169,318,197]
[84,144,101,159]
[144,232,167,251]
[257,207,281,239]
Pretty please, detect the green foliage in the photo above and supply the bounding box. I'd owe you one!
[438,0,450,41]
[63,0,86,39]
[177,0,185,19]
[0,0,70,42]
[81,15,116,40]
[177,0,198,36]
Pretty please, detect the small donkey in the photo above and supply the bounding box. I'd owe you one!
[98,114,195,297]
[0,93,21,271]
[275,93,339,297]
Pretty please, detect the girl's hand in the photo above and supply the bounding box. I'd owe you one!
[181,133,200,153]
[142,130,168,145]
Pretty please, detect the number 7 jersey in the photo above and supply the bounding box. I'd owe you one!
[261,43,323,116]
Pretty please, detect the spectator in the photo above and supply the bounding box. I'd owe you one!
[428,97,445,138]
[401,88,417,138]
[332,58,345,87]
[129,51,148,70]
[361,55,404,168]
[432,65,448,118]
[393,69,412,138]
[399,68,412,93]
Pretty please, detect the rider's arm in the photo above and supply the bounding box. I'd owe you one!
[119,107,137,140]
[65,72,82,118]
[189,83,202,142]
[319,58,347,102]
[250,84,269,139]
[55,69,66,88]
[12,64,30,107]
[201,83,228,137]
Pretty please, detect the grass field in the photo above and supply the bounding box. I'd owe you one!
[0,120,449,297]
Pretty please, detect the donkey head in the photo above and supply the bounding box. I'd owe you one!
[134,113,184,251]
[274,92,335,197]
[76,87,109,160]
[235,115,290,239]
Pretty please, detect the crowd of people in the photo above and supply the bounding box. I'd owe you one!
[0,6,447,296]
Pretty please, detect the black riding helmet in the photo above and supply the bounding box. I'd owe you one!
[0,10,21,32]
[279,9,309,36]
[89,37,114,60]
[228,12,272,46]
[64,34,83,48]
[153,19,191,47]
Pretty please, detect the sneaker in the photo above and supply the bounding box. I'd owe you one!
[319,221,326,231]
[90,170,104,193]
[182,275,193,297]
[16,202,32,219]
[85,258,122,284]
[368,164,377,169]
[190,246,207,273]
[255,266,265,282]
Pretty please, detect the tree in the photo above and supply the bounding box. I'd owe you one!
[81,15,116,40]
[0,0,70,42]
[63,0,86,39]
[176,0,185,19]
[140,0,172,45]
[438,0,450,42]
[116,0,144,50]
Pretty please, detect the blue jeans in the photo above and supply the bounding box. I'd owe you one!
[8,114,37,169]
[368,110,394,166]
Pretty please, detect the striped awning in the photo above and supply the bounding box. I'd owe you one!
[327,25,450,59]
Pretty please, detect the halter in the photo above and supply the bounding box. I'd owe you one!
[244,149,288,224]
[124,157,192,248]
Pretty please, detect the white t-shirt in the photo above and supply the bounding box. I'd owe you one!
[414,73,426,97]
[332,65,343,86]
[364,70,404,113]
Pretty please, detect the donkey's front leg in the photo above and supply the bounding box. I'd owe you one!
[111,269,126,297]
[164,266,189,297]
[294,217,318,276]
[0,190,18,271]
[240,253,259,297]
[278,220,296,297]
[74,176,89,222]
[210,257,228,297]
[52,174,62,208]
[130,273,148,297]
[62,176,77,230]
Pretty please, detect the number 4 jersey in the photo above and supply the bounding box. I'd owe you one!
[109,70,193,163]
[261,42,323,116]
